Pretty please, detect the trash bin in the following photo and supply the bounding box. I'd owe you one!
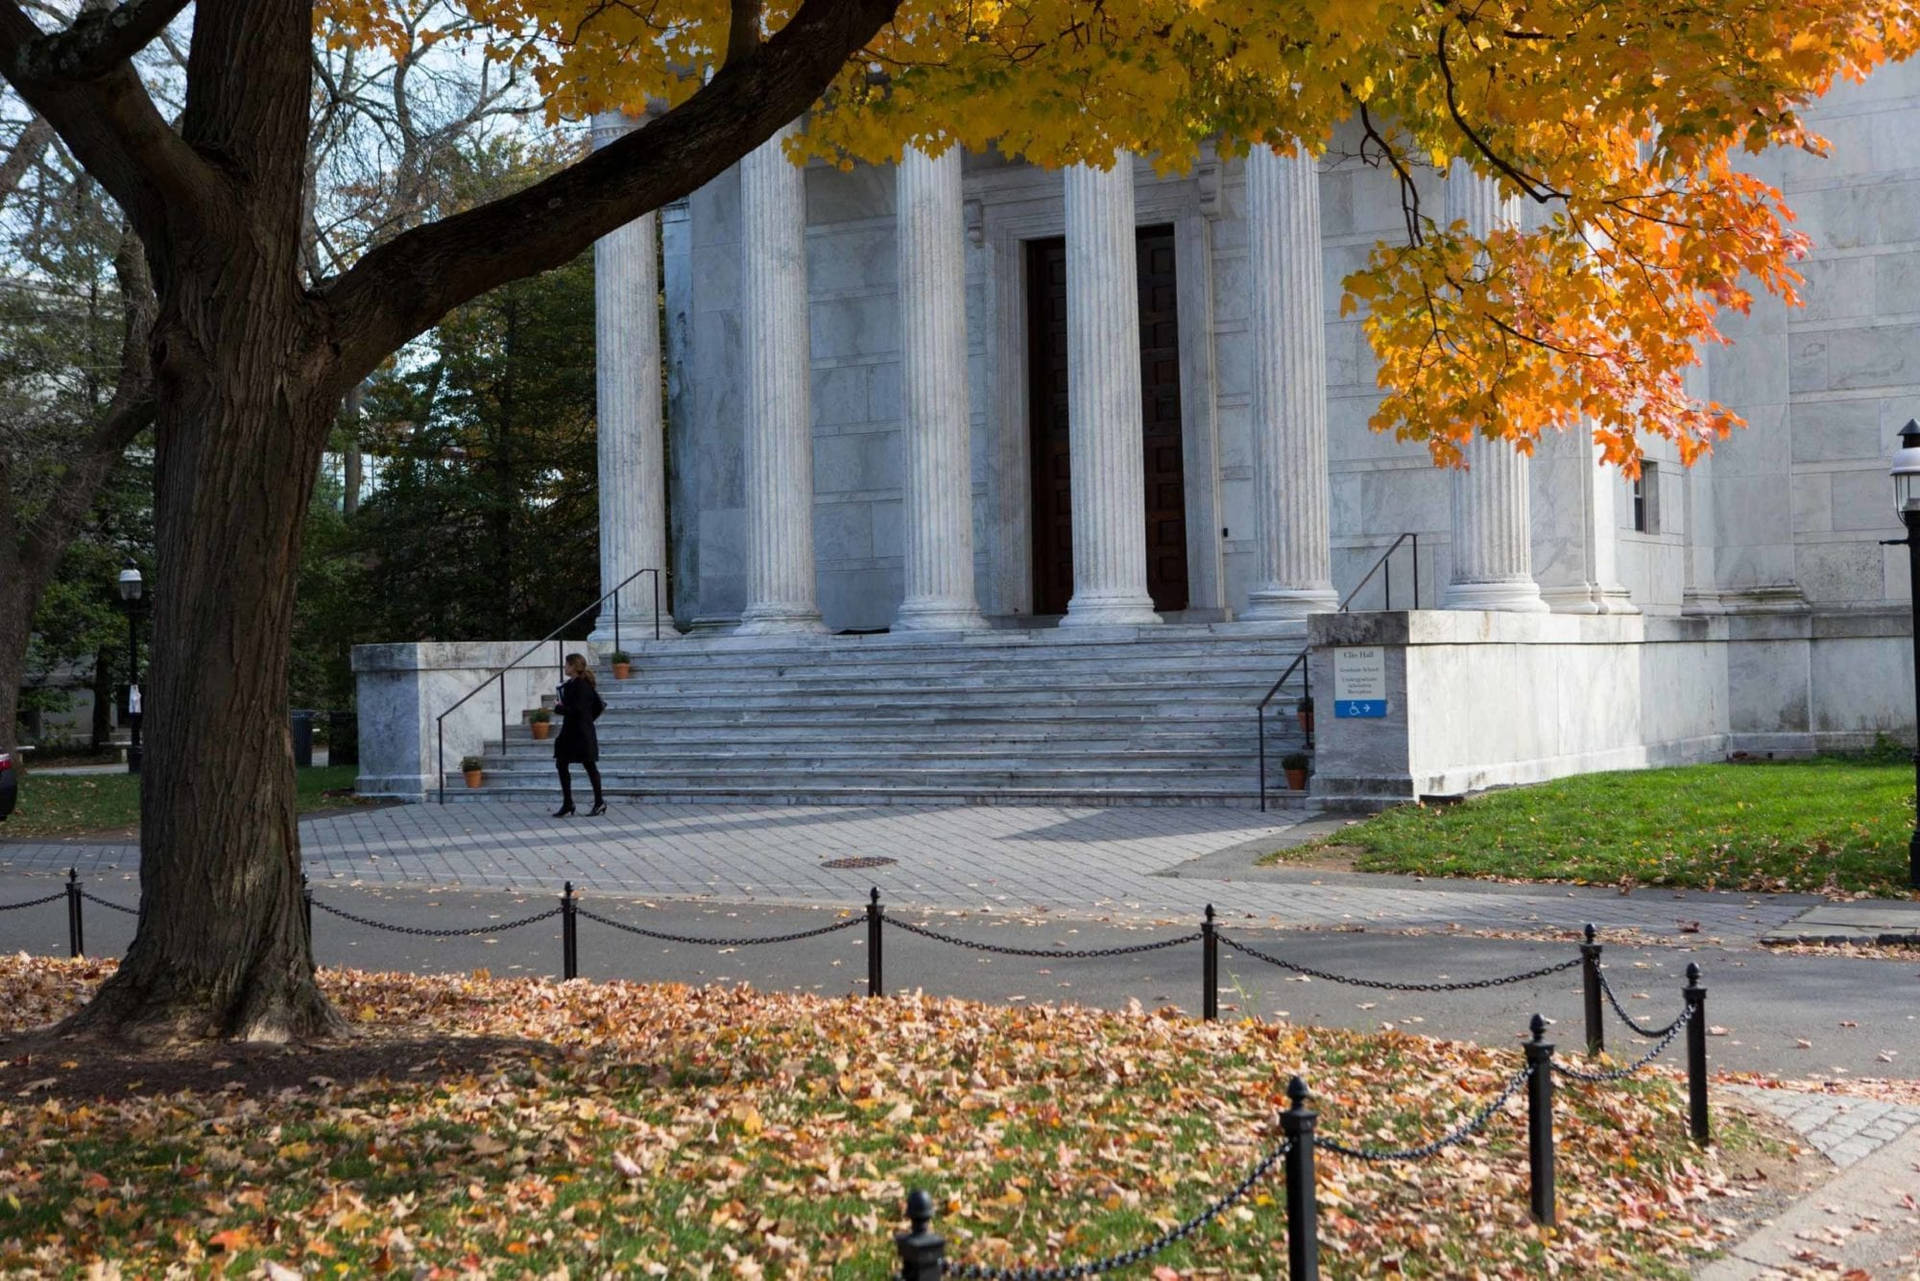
[291,709,315,769]
[328,710,358,767]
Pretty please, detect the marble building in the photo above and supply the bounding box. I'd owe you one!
[350,61,1920,805]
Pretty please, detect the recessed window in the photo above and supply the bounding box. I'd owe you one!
[1632,462,1659,534]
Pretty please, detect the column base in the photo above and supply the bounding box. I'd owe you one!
[735,604,828,636]
[1443,579,1551,613]
[1241,585,1338,623]
[892,598,989,632]
[1060,592,1162,628]
[587,620,683,646]
[1539,583,1640,615]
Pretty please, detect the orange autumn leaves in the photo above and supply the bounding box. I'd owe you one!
[310,0,1920,471]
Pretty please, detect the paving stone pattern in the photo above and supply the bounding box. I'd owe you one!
[0,799,1815,943]
[1726,1085,1920,1168]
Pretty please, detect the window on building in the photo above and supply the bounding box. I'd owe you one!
[1631,462,1659,533]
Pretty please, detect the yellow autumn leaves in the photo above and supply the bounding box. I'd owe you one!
[310,0,1920,466]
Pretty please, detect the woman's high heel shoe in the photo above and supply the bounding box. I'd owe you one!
[552,803,576,818]
[587,801,607,817]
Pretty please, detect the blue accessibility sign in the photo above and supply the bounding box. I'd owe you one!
[1335,699,1387,718]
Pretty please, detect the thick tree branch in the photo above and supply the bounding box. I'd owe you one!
[6,0,189,86]
[321,0,902,392]
[727,0,763,65]
[0,1,224,240]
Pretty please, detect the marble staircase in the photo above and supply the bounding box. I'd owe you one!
[448,626,1313,806]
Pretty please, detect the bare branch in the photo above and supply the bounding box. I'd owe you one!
[0,111,50,202]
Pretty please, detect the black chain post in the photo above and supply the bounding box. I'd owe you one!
[65,867,82,959]
[867,887,884,999]
[1282,1076,1319,1281]
[1580,923,1604,1057]
[301,873,313,945]
[1524,1014,1556,1227]
[562,882,579,980]
[1684,962,1709,1146]
[1202,904,1219,1022]
[896,1189,945,1280]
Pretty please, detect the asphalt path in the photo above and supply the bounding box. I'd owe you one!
[2,868,1915,1080]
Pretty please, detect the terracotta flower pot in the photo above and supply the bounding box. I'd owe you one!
[612,662,632,680]
[530,721,551,740]
[463,768,483,788]
[1284,767,1308,791]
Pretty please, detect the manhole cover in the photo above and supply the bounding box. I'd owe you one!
[821,856,898,870]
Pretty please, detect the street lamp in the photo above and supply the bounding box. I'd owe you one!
[1888,420,1920,888]
[116,559,143,775]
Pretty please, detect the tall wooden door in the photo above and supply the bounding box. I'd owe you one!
[1026,227,1189,616]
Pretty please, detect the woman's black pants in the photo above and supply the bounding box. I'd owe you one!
[557,761,603,805]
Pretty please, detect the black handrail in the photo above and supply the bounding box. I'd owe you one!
[435,566,663,805]
[1254,534,1418,810]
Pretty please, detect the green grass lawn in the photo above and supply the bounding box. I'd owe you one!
[1,765,363,839]
[1271,754,1916,896]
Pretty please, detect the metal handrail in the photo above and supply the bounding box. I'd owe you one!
[435,566,663,805]
[1254,534,1419,810]
[1339,532,1420,613]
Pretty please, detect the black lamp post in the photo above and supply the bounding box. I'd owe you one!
[116,559,143,775]
[1888,420,1920,889]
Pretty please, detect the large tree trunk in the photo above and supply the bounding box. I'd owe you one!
[0,578,28,754]
[64,302,341,1042]
[59,0,340,1045]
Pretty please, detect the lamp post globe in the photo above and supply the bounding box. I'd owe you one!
[1892,420,1920,889]
[117,559,143,775]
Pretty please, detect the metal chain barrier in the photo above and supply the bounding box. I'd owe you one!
[0,891,66,911]
[942,1138,1292,1280]
[1554,1002,1694,1083]
[1316,1063,1533,1163]
[1217,931,1581,993]
[308,897,560,937]
[574,905,862,947]
[1597,971,1689,1039]
[886,916,1201,959]
[79,891,138,915]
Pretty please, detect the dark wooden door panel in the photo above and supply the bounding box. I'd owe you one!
[1026,226,1190,616]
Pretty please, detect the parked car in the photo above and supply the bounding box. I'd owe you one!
[0,751,15,821]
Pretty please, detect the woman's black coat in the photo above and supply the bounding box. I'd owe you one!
[553,676,605,765]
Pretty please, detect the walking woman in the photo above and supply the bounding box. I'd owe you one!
[553,652,607,817]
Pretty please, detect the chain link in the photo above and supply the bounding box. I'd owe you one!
[308,897,560,937]
[1598,971,1689,1039]
[1554,1002,1694,1083]
[1217,932,1581,993]
[941,1138,1291,1280]
[574,906,863,947]
[1317,1063,1534,1163]
[885,916,1201,960]
[79,891,138,916]
[0,891,66,912]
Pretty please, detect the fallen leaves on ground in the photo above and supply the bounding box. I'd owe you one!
[0,956,1755,1278]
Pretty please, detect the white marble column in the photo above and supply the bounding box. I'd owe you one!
[1443,164,1548,613]
[737,122,827,635]
[1534,432,1637,613]
[1060,156,1160,628]
[1243,145,1338,622]
[893,144,987,631]
[589,111,676,645]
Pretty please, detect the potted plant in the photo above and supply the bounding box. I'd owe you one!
[460,755,484,788]
[529,707,552,740]
[1296,696,1314,734]
[1281,751,1310,792]
[609,650,632,680]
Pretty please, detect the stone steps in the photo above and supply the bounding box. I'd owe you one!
[465,630,1310,807]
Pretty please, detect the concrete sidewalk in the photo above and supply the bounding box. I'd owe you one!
[0,797,1877,945]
